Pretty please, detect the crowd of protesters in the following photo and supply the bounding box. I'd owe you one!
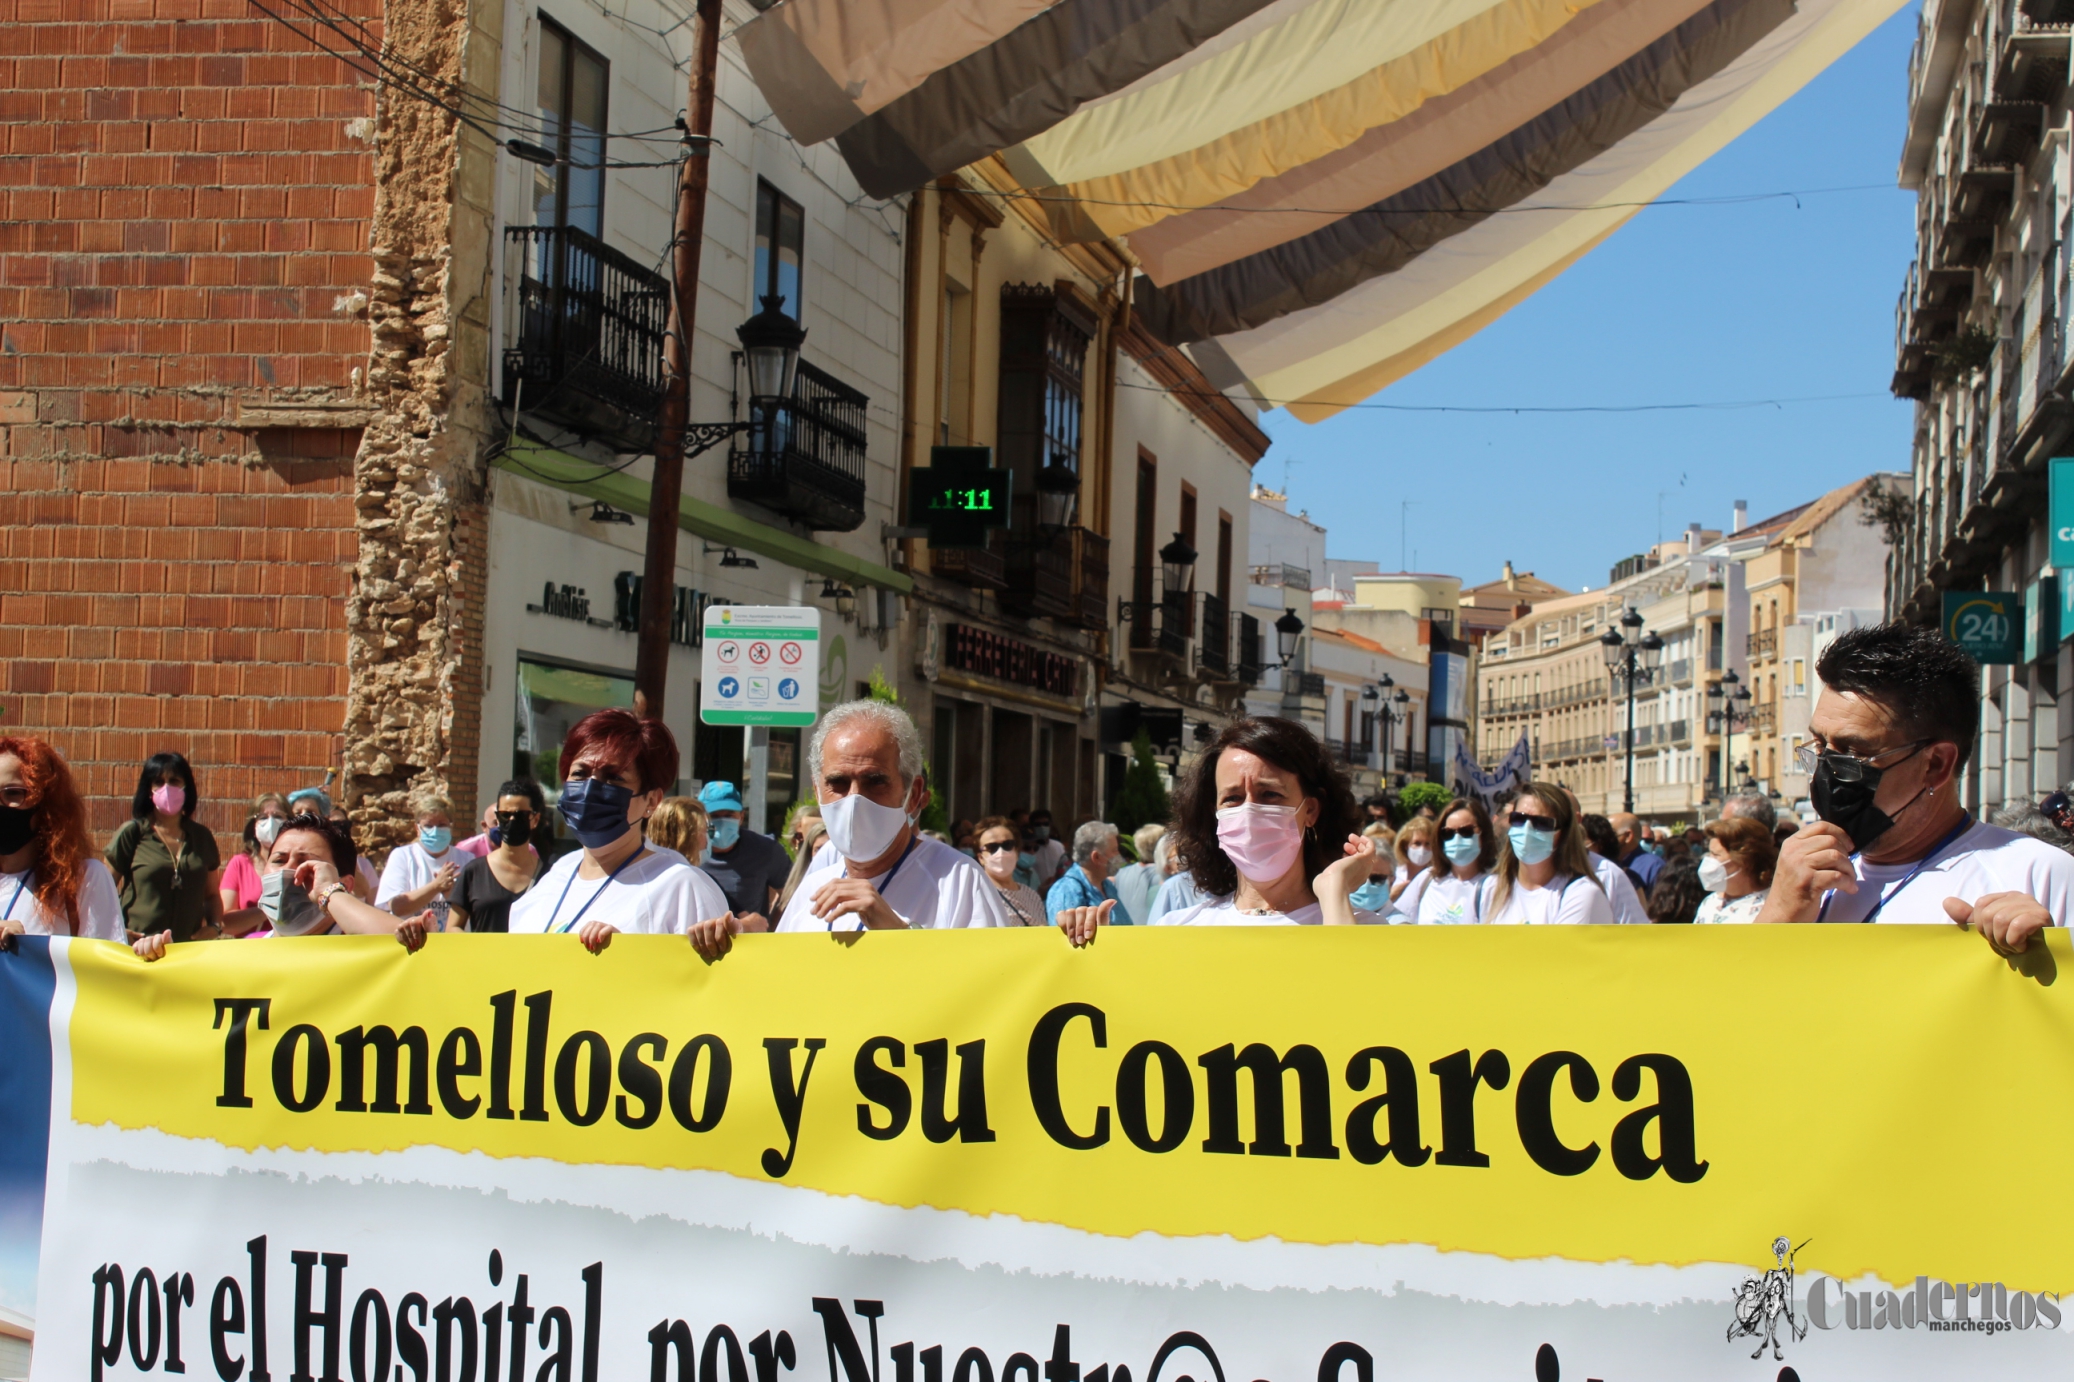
[3,621,2071,958]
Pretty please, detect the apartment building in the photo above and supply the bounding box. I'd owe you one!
[1889,0,2072,807]
[897,167,1270,825]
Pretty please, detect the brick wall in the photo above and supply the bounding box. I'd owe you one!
[0,0,378,841]
[0,453,358,839]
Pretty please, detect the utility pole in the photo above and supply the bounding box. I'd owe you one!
[635,0,723,714]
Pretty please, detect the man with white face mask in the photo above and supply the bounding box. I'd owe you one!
[773,700,1009,932]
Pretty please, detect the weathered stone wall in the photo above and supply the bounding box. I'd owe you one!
[339,0,502,844]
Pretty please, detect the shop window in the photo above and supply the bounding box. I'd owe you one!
[513,656,635,849]
[754,179,804,321]
[534,18,607,239]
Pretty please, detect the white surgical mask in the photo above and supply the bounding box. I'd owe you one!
[821,791,912,863]
[1698,856,1731,893]
[254,816,284,847]
[1405,844,1432,868]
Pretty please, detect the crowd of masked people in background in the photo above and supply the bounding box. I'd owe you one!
[3,622,2071,959]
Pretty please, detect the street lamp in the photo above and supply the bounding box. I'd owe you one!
[1274,609,1305,667]
[737,295,806,403]
[1035,464,1079,534]
[1599,607,1664,814]
[818,576,856,621]
[1706,670,1755,802]
[1159,533,1197,596]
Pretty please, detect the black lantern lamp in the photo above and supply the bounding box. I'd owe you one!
[819,576,856,620]
[1274,608,1304,666]
[1035,463,1079,534]
[736,295,806,404]
[1159,532,1197,596]
[1640,629,1665,673]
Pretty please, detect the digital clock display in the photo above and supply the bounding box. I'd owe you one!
[925,485,1003,514]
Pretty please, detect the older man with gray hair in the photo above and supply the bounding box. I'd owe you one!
[766,699,1008,935]
[1046,819,1125,939]
[1720,793,1778,831]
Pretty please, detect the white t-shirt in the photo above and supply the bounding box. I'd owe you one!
[1486,872,1615,926]
[1695,887,1769,924]
[775,833,1010,931]
[376,842,457,926]
[1030,838,1067,886]
[1401,870,1495,925]
[1,861,126,941]
[1819,820,2074,924]
[1156,897,1389,926]
[508,846,728,935]
[1590,852,1651,926]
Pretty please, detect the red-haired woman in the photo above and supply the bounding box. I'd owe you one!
[0,736,126,941]
[506,709,728,951]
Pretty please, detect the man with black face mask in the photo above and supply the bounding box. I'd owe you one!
[1757,622,2073,952]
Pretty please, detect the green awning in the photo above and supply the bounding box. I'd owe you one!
[496,442,914,594]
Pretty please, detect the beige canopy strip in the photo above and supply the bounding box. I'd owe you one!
[1125,0,1716,280]
[1036,0,1626,247]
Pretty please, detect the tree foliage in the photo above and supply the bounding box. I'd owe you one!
[1396,781,1453,822]
[1109,729,1173,836]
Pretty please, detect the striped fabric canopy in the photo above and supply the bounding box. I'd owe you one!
[739,0,1903,419]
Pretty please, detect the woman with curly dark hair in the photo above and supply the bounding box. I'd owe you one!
[0,735,126,940]
[1137,717,1378,929]
[1645,855,1707,924]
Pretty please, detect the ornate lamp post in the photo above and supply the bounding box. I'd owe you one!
[1705,668,1756,803]
[1598,607,1664,815]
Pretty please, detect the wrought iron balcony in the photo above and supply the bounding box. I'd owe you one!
[999,494,1075,620]
[1070,526,1109,631]
[503,224,670,454]
[1235,613,1263,685]
[1746,628,1777,659]
[728,358,869,532]
[931,543,1006,591]
[1197,592,1230,677]
[1124,565,1189,659]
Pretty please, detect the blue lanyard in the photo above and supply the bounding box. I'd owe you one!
[828,835,919,930]
[4,872,30,921]
[548,849,642,933]
[1819,815,1971,924]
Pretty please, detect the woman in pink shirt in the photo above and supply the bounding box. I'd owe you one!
[218,793,287,911]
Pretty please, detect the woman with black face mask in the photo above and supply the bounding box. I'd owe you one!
[0,735,127,943]
[448,779,546,933]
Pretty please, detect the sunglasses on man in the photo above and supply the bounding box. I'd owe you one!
[2042,790,2073,834]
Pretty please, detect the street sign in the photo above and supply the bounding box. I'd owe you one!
[1941,590,2020,664]
[907,445,1012,549]
[700,605,820,726]
[2053,457,2074,569]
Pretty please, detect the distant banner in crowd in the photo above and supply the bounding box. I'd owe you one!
[1456,732,1531,807]
[7,928,2074,1381]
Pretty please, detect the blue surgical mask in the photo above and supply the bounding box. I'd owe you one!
[1031,825,1051,843]
[1508,824,1557,867]
[559,777,634,850]
[709,817,742,851]
[1350,879,1391,911]
[1442,833,1481,867]
[419,826,451,855]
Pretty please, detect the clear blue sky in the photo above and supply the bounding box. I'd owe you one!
[1257,1,1920,593]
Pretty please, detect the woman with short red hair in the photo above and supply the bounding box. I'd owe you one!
[0,736,126,941]
[507,709,728,950]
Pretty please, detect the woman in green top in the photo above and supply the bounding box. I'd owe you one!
[105,751,223,941]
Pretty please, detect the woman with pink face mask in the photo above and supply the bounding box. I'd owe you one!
[1059,718,1376,943]
[105,751,224,943]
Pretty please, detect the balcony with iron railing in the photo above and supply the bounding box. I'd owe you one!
[502,224,670,454]
[1071,527,1109,631]
[1197,592,1230,678]
[1123,567,1189,661]
[999,493,1075,621]
[1746,628,1777,660]
[728,357,870,532]
[1235,613,1263,685]
[1326,738,1373,768]
[1288,671,1327,700]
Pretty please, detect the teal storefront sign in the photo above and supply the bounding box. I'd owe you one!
[1942,590,2021,664]
[2054,458,2074,570]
